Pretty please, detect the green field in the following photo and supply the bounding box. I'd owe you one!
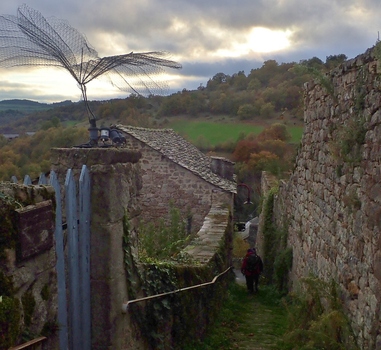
[168,120,303,145]
[287,126,304,143]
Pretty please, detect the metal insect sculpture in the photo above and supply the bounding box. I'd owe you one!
[0,4,182,145]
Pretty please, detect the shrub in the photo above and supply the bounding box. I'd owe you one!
[138,204,191,260]
[280,276,359,350]
[232,233,249,258]
[273,247,293,294]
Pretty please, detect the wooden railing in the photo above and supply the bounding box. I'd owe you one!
[8,336,46,350]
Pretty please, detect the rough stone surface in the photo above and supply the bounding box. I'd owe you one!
[258,47,381,349]
[0,184,58,349]
[184,190,232,263]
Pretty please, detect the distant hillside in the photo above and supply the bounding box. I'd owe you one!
[0,54,347,133]
[0,99,74,111]
[0,99,77,132]
[0,99,89,133]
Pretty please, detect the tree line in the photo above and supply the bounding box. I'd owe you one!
[0,54,347,186]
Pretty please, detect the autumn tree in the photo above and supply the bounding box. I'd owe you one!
[233,123,294,183]
[0,126,88,181]
[256,123,291,142]
[237,104,257,120]
[247,150,279,172]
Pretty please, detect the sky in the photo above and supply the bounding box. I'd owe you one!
[0,0,380,103]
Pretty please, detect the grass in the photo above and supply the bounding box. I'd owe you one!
[168,120,264,146]
[183,281,288,350]
[167,119,303,146]
[286,126,304,144]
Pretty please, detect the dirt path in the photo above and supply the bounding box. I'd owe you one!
[230,270,287,350]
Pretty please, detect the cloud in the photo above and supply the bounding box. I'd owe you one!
[0,0,379,102]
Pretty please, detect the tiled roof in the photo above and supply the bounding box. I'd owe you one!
[116,125,236,193]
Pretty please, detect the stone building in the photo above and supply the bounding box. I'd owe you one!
[116,125,236,233]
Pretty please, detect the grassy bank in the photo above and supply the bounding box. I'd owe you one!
[185,275,361,350]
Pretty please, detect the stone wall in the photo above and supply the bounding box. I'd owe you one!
[125,189,233,349]
[261,48,381,349]
[123,134,233,234]
[0,183,58,349]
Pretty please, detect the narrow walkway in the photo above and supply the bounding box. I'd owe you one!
[225,270,287,350]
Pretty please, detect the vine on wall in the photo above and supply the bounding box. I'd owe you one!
[261,185,293,294]
[281,275,359,349]
[328,65,368,168]
[0,186,56,348]
[122,209,232,349]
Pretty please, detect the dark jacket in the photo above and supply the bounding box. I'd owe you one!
[241,251,263,276]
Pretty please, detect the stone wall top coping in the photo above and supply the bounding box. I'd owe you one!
[51,147,141,167]
[183,202,230,263]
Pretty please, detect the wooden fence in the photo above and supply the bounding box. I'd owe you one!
[11,165,91,350]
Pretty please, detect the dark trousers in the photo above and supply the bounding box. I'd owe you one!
[245,274,259,293]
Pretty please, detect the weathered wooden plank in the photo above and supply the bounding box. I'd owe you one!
[8,336,47,350]
[79,165,91,350]
[23,175,32,185]
[49,171,69,350]
[15,200,54,261]
[65,169,81,350]
[38,173,47,185]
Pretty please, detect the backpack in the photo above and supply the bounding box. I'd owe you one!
[246,254,260,273]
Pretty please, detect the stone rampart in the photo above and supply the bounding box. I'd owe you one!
[263,47,381,349]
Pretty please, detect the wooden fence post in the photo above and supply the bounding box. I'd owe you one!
[65,169,81,349]
[50,171,69,350]
[79,165,91,350]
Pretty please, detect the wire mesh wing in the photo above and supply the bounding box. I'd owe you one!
[0,4,181,97]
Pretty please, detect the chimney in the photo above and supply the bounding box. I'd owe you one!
[210,156,235,181]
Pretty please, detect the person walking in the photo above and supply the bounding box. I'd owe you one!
[241,248,263,293]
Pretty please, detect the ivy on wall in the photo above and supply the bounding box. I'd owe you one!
[328,64,368,169]
[137,203,193,261]
[122,208,232,349]
[0,186,56,348]
[261,185,293,294]
[0,296,21,348]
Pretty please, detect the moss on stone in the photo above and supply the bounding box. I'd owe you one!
[21,289,36,327]
[40,284,50,301]
[41,319,59,337]
[0,270,15,297]
[0,194,20,260]
[0,296,22,349]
